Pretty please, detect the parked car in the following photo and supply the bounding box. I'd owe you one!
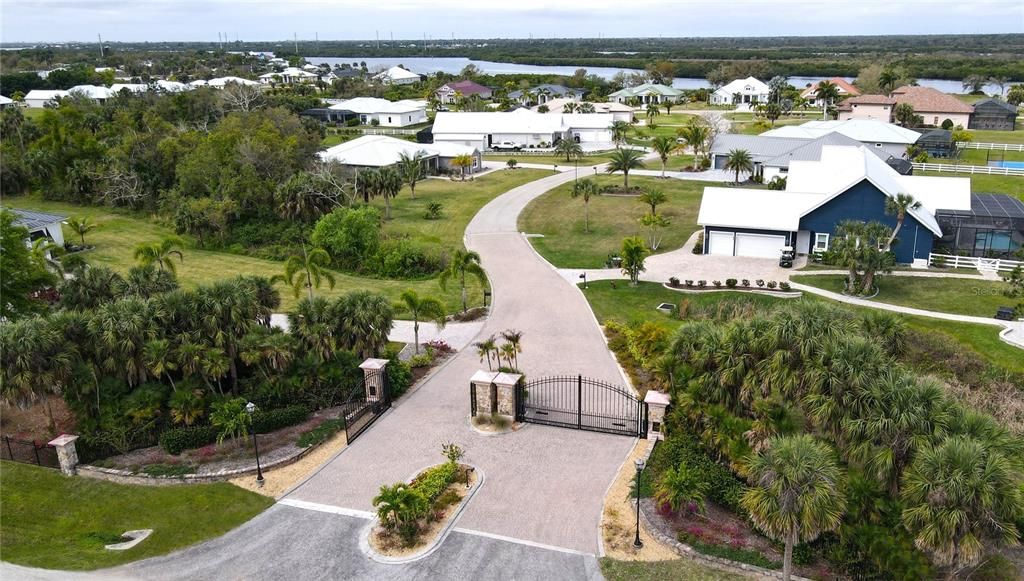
[492,141,524,151]
[779,246,795,268]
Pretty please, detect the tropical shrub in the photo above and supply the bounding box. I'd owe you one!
[725,278,737,288]
[251,405,308,433]
[408,353,434,368]
[296,418,345,448]
[411,462,459,502]
[311,206,382,270]
[160,425,218,455]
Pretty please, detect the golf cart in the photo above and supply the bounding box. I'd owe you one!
[779,246,795,268]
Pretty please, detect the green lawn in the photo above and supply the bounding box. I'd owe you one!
[4,169,546,313]
[917,171,1023,201]
[600,558,741,581]
[519,175,707,268]
[953,148,1024,166]
[964,128,1024,145]
[483,154,614,167]
[321,133,349,147]
[0,461,272,570]
[790,274,1012,318]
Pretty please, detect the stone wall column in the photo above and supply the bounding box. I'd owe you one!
[359,358,389,402]
[644,391,671,440]
[491,372,523,419]
[470,370,497,418]
[48,434,80,476]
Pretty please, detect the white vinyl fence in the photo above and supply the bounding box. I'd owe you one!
[929,253,1023,273]
[913,162,1024,176]
[956,142,1024,152]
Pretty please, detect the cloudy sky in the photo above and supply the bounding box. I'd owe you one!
[2,0,1022,42]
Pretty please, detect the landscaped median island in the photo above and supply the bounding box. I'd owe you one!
[0,461,273,570]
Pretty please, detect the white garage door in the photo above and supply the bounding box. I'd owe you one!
[735,233,787,258]
[707,231,735,256]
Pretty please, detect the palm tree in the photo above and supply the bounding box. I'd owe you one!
[814,81,841,120]
[662,101,674,115]
[144,338,178,391]
[500,329,523,370]
[678,119,710,163]
[901,436,1023,569]
[373,483,428,532]
[89,297,161,387]
[451,154,474,181]
[66,216,97,246]
[620,236,650,286]
[474,335,498,370]
[554,138,583,162]
[610,120,631,148]
[373,166,402,220]
[29,238,65,276]
[397,151,425,200]
[645,102,660,121]
[563,101,578,113]
[571,179,599,233]
[439,249,487,313]
[638,189,667,216]
[879,69,899,94]
[0,317,76,431]
[332,290,393,358]
[883,193,921,251]
[134,236,185,275]
[606,148,646,188]
[650,135,677,178]
[397,289,446,353]
[288,296,336,362]
[273,245,336,300]
[742,435,847,581]
[724,149,754,184]
[577,102,596,114]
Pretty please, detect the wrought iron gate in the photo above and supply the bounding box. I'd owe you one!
[340,367,391,444]
[516,375,647,438]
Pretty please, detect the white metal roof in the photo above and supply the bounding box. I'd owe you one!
[24,89,69,101]
[68,85,114,99]
[259,67,317,80]
[318,135,476,167]
[156,80,190,92]
[110,83,149,94]
[328,97,425,115]
[761,119,920,145]
[699,188,826,231]
[207,76,260,87]
[375,66,421,81]
[716,76,770,96]
[0,95,13,105]
[432,111,612,135]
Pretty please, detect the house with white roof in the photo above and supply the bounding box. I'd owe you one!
[156,80,191,93]
[68,85,115,102]
[110,83,149,94]
[319,134,481,174]
[609,83,684,104]
[328,97,428,127]
[537,98,635,123]
[710,77,770,105]
[760,119,920,160]
[697,145,972,263]
[374,66,421,86]
[207,76,261,88]
[709,131,891,182]
[259,67,318,85]
[431,111,614,151]
[24,89,69,108]
[0,95,14,109]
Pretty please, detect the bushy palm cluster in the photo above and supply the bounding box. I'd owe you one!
[662,301,1023,574]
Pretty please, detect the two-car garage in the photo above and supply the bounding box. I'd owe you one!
[706,230,789,258]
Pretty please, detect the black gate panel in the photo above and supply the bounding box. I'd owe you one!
[517,375,646,437]
[342,367,391,444]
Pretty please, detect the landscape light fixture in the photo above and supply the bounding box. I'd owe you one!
[245,401,264,486]
[633,457,645,549]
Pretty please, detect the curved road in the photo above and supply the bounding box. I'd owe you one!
[9,171,640,581]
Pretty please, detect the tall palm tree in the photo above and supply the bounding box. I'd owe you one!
[89,297,162,387]
[134,236,185,275]
[742,435,847,581]
[814,81,841,120]
[397,289,446,353]
[288,296,336,362]
[554,138,583,162]
[0,317,76,431]
[620,236,650,286]
[274,245,336,300]
[373,166,403,220]
[645,102,660,121]
[397,151,425,199]
[901,436,1023,569]
[724,149,754,184]
[606,148,646,188]
[610,120,631,148]
[650,135,677,178]
[571,179,599,233]
[677,119,710,163]
[333,290,394,359]
[883,193,921,251]
[500,329,523,370]
[638,189,667,216]
[196,279,261,392]
[66,216,97,246]
[879,69,899,94]
[144,338,178,391]
[439,249,487,313]
[474,335,498,370]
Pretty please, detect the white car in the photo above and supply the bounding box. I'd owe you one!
[491,141,523,151]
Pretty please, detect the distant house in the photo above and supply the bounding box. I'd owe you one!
[508,84,584,106]
[538,98,635,123]
[436,80,493,105]
[109,83,149,94]
[319,134,481,174]
[326,97,428,127]
[760,119,921,160]
[0,95,15,109]
[9,209,67,247]
[198,76,261,88]
[709,131,888,181]
[837,95,897,121]
[698,145,972,263]
[710,77,769,105]
[155,80,190,93]
[609,83,684,105]
[68,85,115,102]
[259,67,318,85]
[374,66,421,86]
[800,78,860,107]
[24,89,68,108]
[968,98,1017,131]
[431,111,614,150]
[890,85,974,128]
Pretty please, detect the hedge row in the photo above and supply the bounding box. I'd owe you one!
[411,461,458,502]
[252,405,309,434]
[159,405,310,455]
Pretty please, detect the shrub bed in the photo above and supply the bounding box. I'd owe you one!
[296,418,345,449]
[159,425,218,455]
[251,405,309,433]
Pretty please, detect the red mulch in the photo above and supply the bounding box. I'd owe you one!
[1,396,77,442]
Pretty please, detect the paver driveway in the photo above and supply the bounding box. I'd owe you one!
[285,170,636,555]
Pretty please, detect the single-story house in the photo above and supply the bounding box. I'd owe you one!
[800,78,860,107]
[109,83,149,94]
[333,67,363,80]
[710,131,888,181]
[327,97,428,127]
[299,108,358,124]
[318,134,481,174]
[0,95,16,109]
[10,208,67,247]
[760,119,920,160]
[536,98,635,122]
[609,83,684,105]
[24,89,68,108]
[436,80,493,105]
[698,145,972,263]
[207,76,261,88]
[155,80,191,93]
[68,85,115,102]
[374,66,421,86]
[508,84,584,106]
[837,95,897,121]
[968,98,1017,131]
[710,77,769,105]
[935,193,1024,258]
[259,67,318,85]
[430,111,614,150]
[890,85,974,128]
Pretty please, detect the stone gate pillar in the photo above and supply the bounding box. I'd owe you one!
[644,391,671,440]
[359,358,389,402]
[492,372,522,419]
[48,434,80,476]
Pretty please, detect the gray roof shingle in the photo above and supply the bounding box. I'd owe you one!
[8,208,67,232]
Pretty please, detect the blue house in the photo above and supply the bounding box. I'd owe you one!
[697,145,973,264]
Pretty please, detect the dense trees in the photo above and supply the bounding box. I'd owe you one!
[0,210,55,319]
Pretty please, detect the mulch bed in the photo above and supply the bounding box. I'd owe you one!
[1,396,77,443]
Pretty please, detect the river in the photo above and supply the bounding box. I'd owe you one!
[310,56,1003,94]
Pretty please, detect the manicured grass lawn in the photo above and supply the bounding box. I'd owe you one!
[917,171,1023,201]
[649,112,699,125]
[482,154,613,167]
[519,175,708,268]
[0,461,272,570]
[902,314,1024,374]
[321,133,349,147]
[600,557,741,581]
[790,274,1012,318]
[965,128,1024,145]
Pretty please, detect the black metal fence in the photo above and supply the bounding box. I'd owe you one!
[516,375,647,438]
[1,436,59,469]
[341,367,391,444]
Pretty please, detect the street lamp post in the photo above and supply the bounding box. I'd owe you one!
[245,401,264,487]
[633,457,645,549]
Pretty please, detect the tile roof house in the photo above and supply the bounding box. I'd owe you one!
[698,145,972,263]
[609,83,684,104]
[837,94,898,121]
[436,80,493,104]
[890,85,974,128]
[800,77,861,107]
[968,98,1018,131]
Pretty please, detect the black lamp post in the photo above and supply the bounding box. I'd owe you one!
[633,457,645,549]
[245,401,264,487]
